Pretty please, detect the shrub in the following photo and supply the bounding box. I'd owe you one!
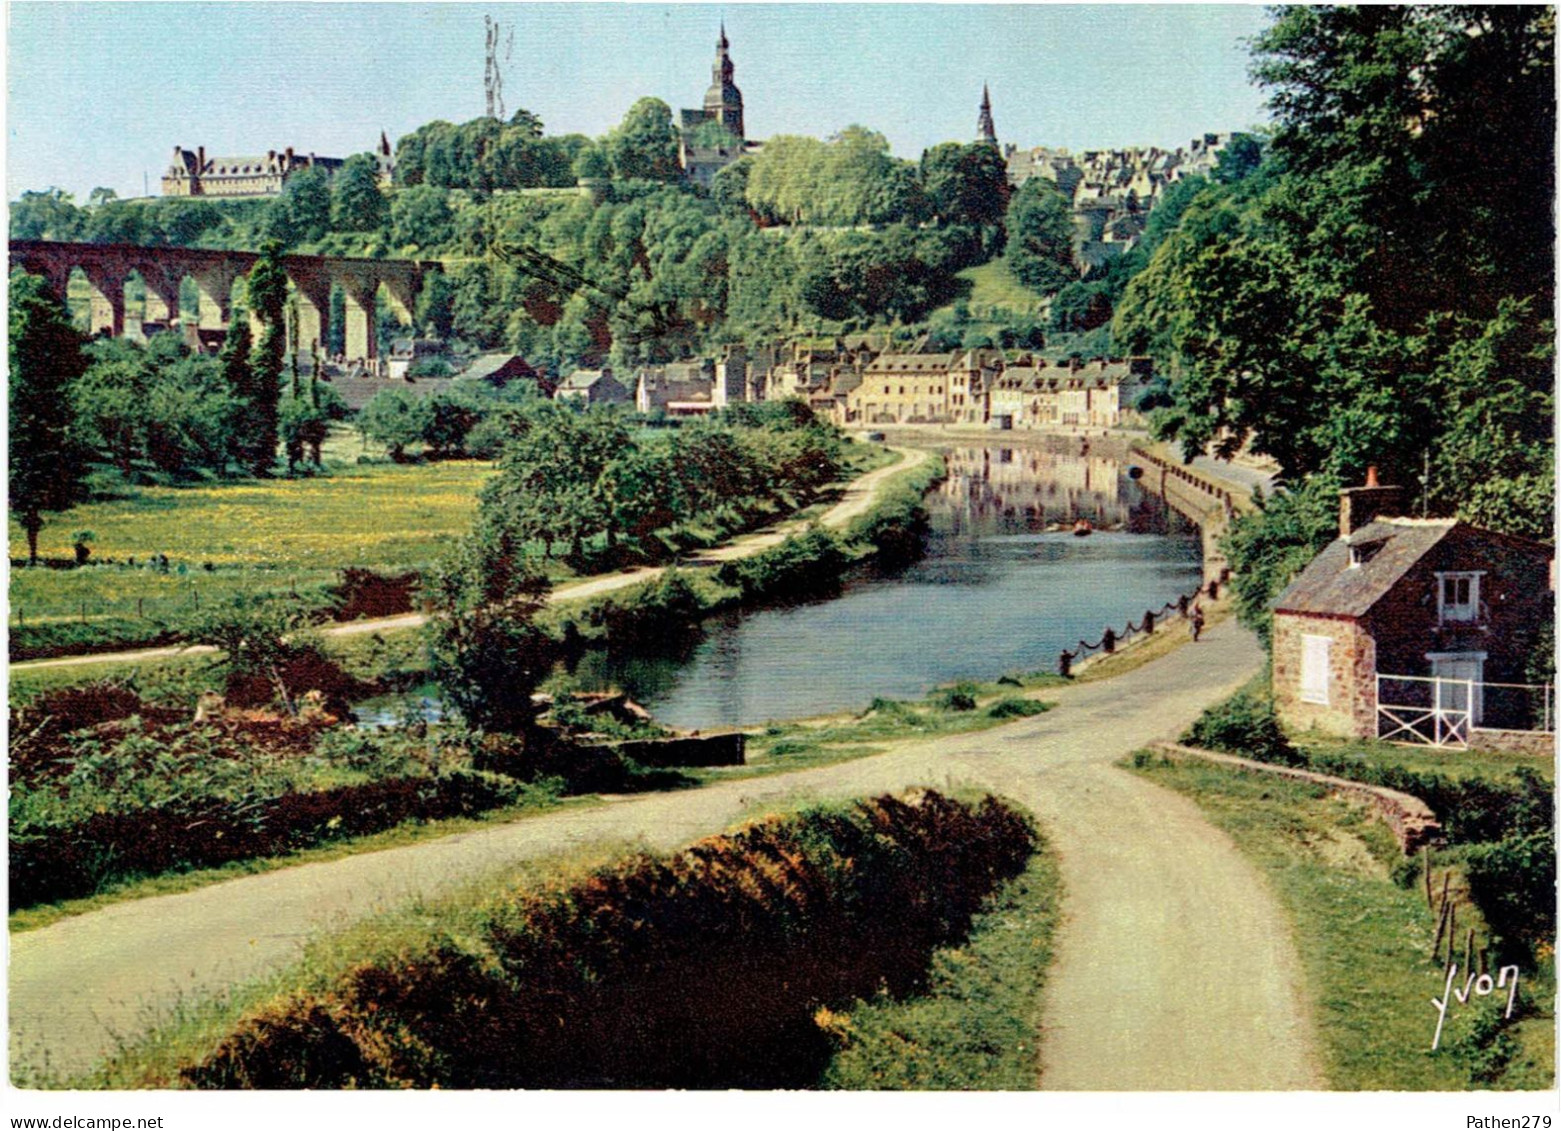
[11,767,533,909]
[425,527,554,734]
[187,598,364,713]
[1183,684,1302,766]
[331,568,421,621]
[936,682,980,712]
[987,697,1049,720]
[1460,832,1555,961]
[182,790,1036,1089]
[716,527,851,601]
[588,568,706,647]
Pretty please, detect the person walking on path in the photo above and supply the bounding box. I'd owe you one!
[1190,602,1206,642]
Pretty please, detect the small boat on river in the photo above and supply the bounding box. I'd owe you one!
[1072,519,1094,537]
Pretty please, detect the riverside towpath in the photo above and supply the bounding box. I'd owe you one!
[10,446,931,672]
[10,618,1320,1089]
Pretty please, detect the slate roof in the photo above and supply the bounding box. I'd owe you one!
[559,369,613,390]
[1273,519,1458,618]
[463,354,536,383]
[864,353,954,374]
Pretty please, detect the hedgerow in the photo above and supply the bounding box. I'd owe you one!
[181,790,1036,1089]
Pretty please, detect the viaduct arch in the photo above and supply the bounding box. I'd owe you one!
[8,240,442,367]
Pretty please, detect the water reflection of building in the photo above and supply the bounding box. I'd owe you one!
[935,446,1186,536]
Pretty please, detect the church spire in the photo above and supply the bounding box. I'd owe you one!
[704,22,743,139]
[977,84,998,147]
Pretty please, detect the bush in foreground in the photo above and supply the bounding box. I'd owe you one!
[181,790,1036,1089]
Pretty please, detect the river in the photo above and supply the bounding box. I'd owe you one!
[556,442,1204,730]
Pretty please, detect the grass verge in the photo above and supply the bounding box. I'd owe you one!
[819,826,1062,1089]
[1127,751,1555,1090]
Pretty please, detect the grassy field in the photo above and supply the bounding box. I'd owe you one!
[1130,752,1555,1090]
[9,432,894,640]
[949,259,1048,320]
[9,456,495,623]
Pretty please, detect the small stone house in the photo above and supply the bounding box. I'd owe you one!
[461,353,553,396]
[1272,478,1552,742]
[555,368,630,406]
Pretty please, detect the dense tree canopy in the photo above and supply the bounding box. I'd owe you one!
[920,142,1009,227]
[1117,6,1552,535]
[395,114,580,192]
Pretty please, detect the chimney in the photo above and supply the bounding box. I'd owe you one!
[197,146,205,171]
[1339,467,1406,537]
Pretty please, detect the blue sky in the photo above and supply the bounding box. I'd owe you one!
[7,3,1272,202]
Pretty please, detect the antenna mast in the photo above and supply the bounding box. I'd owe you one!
[484,14,509,121]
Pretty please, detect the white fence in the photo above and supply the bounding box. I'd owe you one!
[1376,674,1553,748]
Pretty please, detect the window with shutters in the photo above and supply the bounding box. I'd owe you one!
[1300,634,1331,705]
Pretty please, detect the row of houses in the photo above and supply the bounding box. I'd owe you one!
[376,333,1156,431]
[547,346,1154,430]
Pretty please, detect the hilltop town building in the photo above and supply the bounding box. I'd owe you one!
[1004,133,1239,275]
[679,25,758,188]
[162,134,394,198]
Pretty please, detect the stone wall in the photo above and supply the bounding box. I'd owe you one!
[1467,728,1556,757]
[1272,612,1376,739]
[1151,742,1442,853]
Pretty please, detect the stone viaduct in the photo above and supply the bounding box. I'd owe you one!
[8,240,441,365]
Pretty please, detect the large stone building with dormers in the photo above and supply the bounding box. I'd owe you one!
[163,134,394,198]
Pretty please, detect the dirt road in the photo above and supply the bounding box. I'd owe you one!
[10,617,1321,1089]
[11,447,930,673]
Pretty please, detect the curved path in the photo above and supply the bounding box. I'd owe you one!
[10,618,1320,1089]
[12,447,931,671]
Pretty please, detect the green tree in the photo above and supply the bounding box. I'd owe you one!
[216,317,253,471]
[242,242,288,476]
[606,98,683,182]
[425,523,554,734]
[745,135,827,223]
[1221,476,1342,645]
[421,390,483,458]
[710,155,753,211]
[265,165,333,246]
[330,153,389,232]
[360,386,430,461]
[1005,178,1076,294]
[415,271,456,339]
[9,271,89,564]
[572,142,613,182]
[921,142,1009,226]
[9,188,85,241]
[72,352,148,476]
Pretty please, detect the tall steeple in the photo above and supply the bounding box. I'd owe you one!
[704,22,744,138]
[977,84,998,147]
